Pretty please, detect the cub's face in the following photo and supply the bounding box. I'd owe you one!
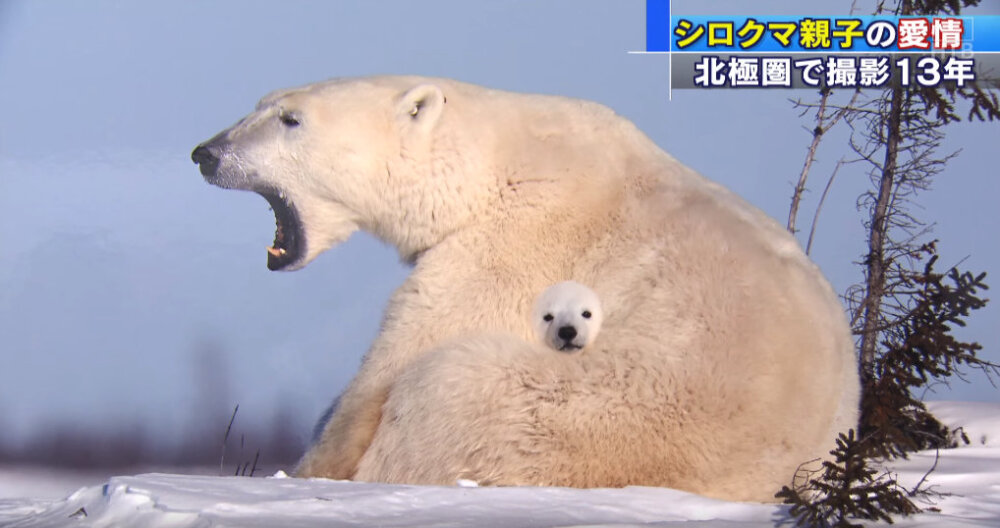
[532,281,604,353]
[191,79,451,271]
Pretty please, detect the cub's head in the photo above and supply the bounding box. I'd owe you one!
[532,281,603,353]
[191,76,488,270]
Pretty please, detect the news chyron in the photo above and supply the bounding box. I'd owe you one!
[644,1,1000,90]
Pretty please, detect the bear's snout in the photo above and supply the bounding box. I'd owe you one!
[558,326,577,341]
[191,144,220,178]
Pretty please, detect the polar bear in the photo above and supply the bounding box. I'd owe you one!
[533,281,603,352]
[191,76,858,501]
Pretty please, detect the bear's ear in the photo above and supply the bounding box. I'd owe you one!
[397,84,445,131]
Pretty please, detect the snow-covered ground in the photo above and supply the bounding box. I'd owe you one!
[1,401,998,527]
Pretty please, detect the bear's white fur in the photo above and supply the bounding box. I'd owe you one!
[533,281,603,352]
[193,76,859,502]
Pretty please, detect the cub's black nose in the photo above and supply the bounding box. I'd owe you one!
[558,326,577,341]
[191,145,219,177]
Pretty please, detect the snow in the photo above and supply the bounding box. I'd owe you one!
[0,466,116,502]
[1,474,782,528]
[1,401,998,527]
[0,465,218,502]
[926,400,1000,447]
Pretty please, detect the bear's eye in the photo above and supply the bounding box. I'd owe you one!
[582,311,592,319]
[543,314,554,322]
[279,111,300,128]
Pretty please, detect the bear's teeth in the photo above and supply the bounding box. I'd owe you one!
[267,246,286,257]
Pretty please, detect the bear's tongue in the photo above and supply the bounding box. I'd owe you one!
[267,217,286,257]
[259,189,300,271]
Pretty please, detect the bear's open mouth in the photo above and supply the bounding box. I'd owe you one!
[559,343,583,352]
[259,189,303,271]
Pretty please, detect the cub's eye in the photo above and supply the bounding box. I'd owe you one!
[582,311,592,319]
[543,314,554,322]
[279,111,300,128]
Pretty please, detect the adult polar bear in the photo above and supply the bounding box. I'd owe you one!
[191,76,858,502]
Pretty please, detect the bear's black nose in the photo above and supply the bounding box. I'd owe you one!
[191,144,220,177]
[558,326,577,341]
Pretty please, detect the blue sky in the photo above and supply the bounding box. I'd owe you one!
[1,0,998,445]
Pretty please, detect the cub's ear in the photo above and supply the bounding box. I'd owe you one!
[397,84,445,130]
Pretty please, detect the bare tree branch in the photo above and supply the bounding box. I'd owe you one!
[806,158,848,255]
[787,89,861,235]
[909,447,940,496]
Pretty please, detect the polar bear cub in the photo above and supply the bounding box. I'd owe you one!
[532,281,603,352]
